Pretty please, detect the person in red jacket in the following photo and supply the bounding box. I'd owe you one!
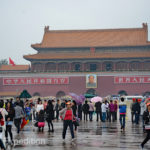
[60,102,75,142]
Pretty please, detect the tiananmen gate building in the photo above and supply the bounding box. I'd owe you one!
[0,23,150,97]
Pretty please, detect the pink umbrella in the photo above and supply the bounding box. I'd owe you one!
[91,96,102,103]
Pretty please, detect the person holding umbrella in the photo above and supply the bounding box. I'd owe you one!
[89,101,94,121]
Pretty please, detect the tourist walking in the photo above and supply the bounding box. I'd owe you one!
[119,97,127,131]
[45,100,54,132]
[132,99,141,124]
[14,97,24,111]
[0,100,8,150]
[5,101,15,145]
[14,102,24,134]
[130,99,136,123]
[141,102,150,149]
[60,102,75,142]
[140,99,146,132]
[25,103,31,120]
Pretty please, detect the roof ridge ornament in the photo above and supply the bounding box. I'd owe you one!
[142,23,147,30]
[44,26,49,32]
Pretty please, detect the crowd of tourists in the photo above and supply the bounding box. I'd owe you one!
[0,96,150,149]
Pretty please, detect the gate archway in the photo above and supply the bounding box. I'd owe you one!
[86,88,96,95]
[56,91,66,98]
[118,90,128,96]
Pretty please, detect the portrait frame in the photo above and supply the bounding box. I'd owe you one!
[86,74,97,88]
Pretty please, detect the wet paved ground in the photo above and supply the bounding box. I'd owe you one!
[4,115,150,150]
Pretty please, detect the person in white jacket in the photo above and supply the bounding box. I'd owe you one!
[0,100,8,150]
[101,101,107,122]
[36,99,44,113]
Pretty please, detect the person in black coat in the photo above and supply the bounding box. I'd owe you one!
[78,104,82,121]
[45,100,54,132]
[72,101,77,117]
[82,101,89,121]
[95,101,102,122]
[141,103,150,149]
[132,99,141,124]
[55,99,61,120]
[72,100,78,131]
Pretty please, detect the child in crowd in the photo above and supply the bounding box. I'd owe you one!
[37,110,45,132]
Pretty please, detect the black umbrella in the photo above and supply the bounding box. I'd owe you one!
[19,90,31,98]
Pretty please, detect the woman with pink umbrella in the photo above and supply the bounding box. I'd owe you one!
[91,97,103,121]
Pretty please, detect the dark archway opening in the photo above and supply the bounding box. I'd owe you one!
[33,92,40,97]
[143,91,150,97]
[118,90,128,96]
[86,88,96,95]
[56,91,66,98]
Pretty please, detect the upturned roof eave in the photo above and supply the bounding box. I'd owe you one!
[31,44,150,50]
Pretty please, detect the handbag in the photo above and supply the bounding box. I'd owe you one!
[73,120,79,126]
[0,119,4,126]
[38,122,45,127]
[73,117,80,126]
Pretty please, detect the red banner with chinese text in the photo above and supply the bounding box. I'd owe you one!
[3,77,69,85]
[114,76,150,84]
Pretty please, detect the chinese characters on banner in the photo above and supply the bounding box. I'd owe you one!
[114,76,150,84]
[3,77,69,85]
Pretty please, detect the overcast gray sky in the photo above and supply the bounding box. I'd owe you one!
[0,0,150,64]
